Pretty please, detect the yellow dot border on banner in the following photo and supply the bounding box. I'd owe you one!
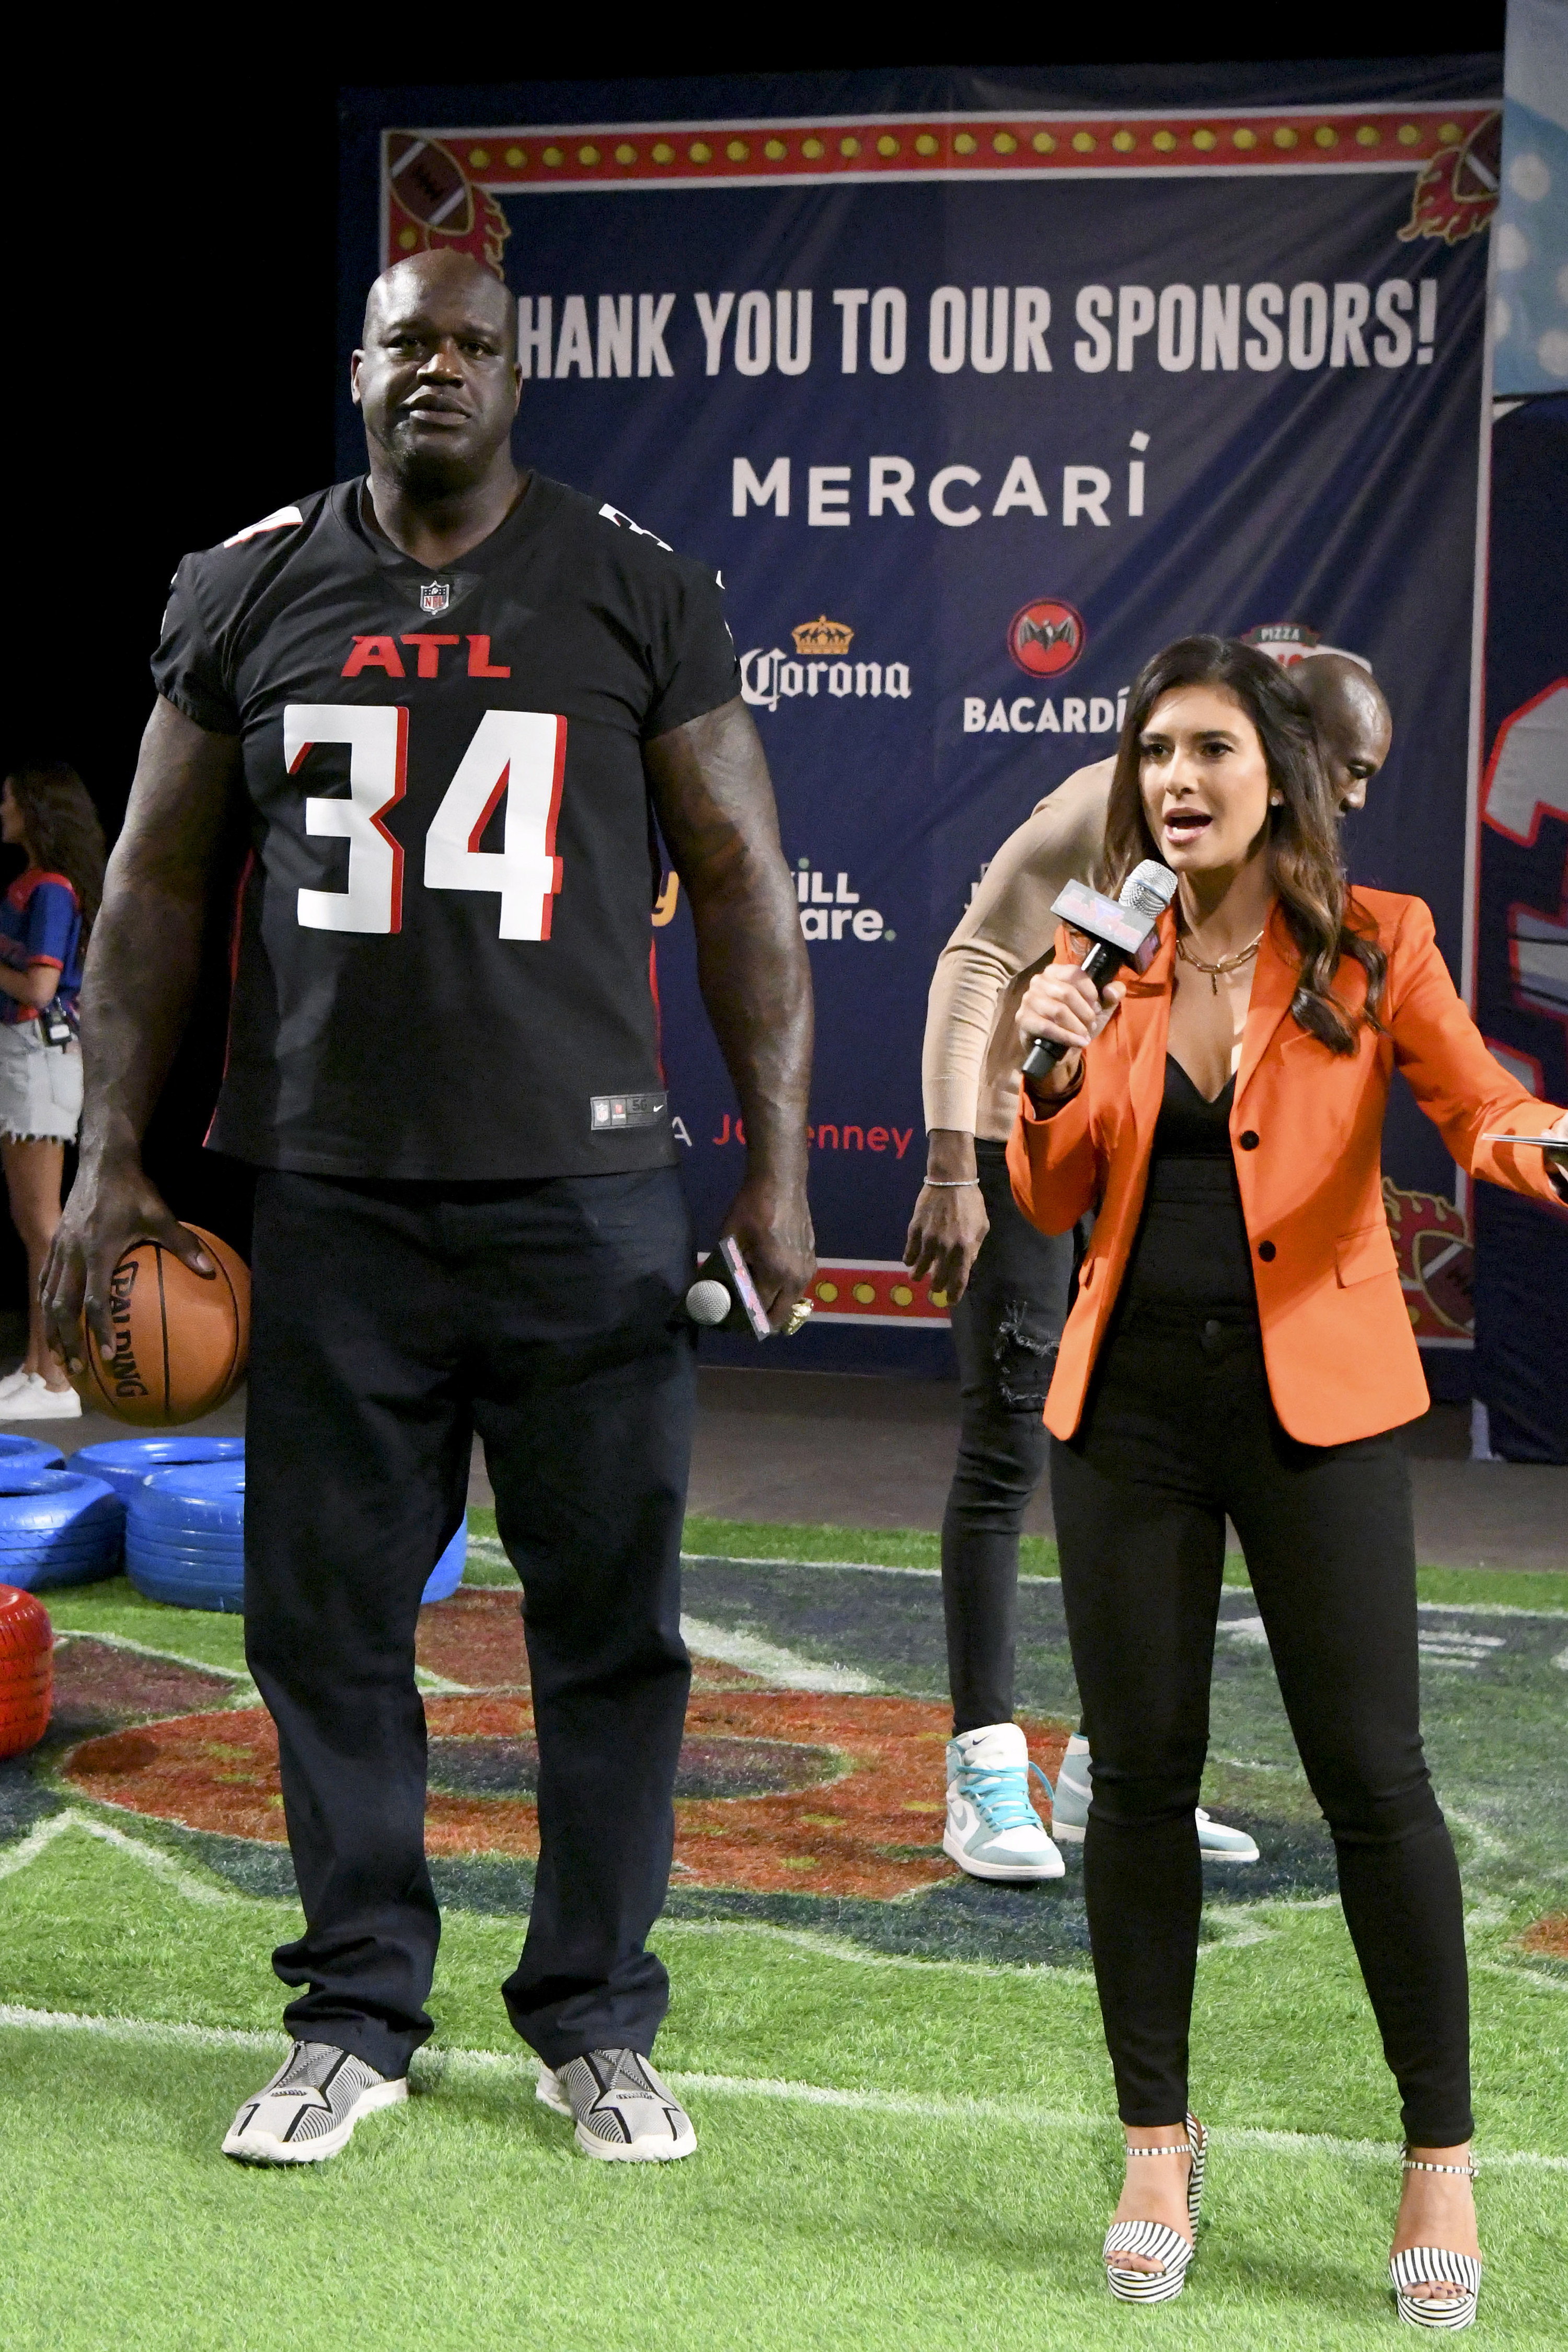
[423,108,1491,197]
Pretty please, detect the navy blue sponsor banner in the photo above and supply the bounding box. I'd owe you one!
[340,69,1500,1371]
[1473,391,1568,1458]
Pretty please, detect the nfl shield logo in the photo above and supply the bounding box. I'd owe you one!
[420,580,451,615]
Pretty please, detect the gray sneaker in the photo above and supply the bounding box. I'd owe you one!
[222,2040,408,2164]
[1051,1734,1260,1862]
[537,2048,697,2161]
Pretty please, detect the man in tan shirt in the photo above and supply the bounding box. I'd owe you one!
[906,656,1392,1881]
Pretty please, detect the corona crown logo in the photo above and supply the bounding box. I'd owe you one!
[791,615,855,659]
[1008,599,1083,677]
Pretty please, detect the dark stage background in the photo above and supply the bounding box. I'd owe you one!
[8,22,1507,1354]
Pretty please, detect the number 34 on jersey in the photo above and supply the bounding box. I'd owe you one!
[284,704,567,940]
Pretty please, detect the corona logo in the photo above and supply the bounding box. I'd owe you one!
[741,640,912,710]
[791,615,855,659]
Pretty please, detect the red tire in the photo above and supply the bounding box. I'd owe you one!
[0,1583,52,1756]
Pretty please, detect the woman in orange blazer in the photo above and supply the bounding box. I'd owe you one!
[1009,636,1566,2325]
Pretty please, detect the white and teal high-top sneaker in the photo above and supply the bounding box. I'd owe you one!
[944,1721,1065,1882]
[1050,1732,1260,1861]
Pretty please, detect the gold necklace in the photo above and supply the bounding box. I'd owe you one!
[1176,927,1265,995]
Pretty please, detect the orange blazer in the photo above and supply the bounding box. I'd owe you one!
[1007,890,1567,1447]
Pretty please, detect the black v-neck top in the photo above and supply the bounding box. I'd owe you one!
[1117,1056,1259,1317]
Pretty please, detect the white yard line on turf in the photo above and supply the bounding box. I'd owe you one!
[685,1551,942,1579]
[0,1811,237,1904]
[681,1554,1568,1617]
[51,1629,250,1679]
[680,1616,881,1692]
[1,2001,1563,2171]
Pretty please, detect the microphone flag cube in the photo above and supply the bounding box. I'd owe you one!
[1051,878,1166,972]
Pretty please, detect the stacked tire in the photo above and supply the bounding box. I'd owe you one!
[127,1461,246,1611]
[124,1457,468,1613]
[0,1436,64,1473]
[424,1523,467,1601]
[0,1584,53,1756]
[74,1434,246,1509]
[0,1466,124,1590]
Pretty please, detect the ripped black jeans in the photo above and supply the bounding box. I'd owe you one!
[942,1139,1078,1734]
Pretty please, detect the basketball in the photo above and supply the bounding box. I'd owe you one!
[72,1226,250,1427]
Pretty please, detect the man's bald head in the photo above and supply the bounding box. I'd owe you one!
[1296,653,1392,813]
[362,249,517,347]
[351,250,522,503]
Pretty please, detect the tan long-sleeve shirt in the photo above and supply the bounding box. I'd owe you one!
[922,759,1114,1142]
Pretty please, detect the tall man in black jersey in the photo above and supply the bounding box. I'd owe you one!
[44,251,814,2166]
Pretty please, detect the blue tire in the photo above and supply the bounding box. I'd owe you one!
[131,1461,245,1536]
[0,1436,65,1472]
[0,1468,124,1590]
[126,1558,245,1612]
[422,1524,467,1604]
[73,1435,245,1508]
[126,1462,247,1611]
[122,1462,466,1613]
[124,1531,243,1562]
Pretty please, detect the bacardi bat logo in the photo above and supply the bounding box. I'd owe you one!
[1008,598,1084,678]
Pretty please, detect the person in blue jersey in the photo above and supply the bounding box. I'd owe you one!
[0,762,103,1419]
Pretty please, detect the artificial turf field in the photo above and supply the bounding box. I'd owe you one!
[3,1512,1566,2349]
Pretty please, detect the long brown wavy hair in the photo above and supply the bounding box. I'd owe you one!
[5,762,107,937]
[1102,635,1386,1054]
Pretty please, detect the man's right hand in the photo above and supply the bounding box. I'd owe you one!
[41,1151,213,1375]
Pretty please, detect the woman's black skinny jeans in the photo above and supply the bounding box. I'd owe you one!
[1050,1309,1472,2147]
[942,1139,1076,1734]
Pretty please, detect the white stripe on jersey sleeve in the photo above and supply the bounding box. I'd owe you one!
[224,505,304,548]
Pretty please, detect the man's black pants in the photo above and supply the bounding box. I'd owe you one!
[244,1166,696,2082]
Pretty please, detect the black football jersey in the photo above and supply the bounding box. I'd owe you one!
[152,474,739,1179]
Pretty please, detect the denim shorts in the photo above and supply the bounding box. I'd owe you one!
[0,1020,82,1143]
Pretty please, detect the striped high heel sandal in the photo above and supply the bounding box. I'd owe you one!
[1102,2113,1206,2305]
[1391,2154,1481,2331]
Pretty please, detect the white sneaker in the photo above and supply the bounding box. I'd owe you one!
[537,2049,697,2161]
[1049,1733,1095,1843]
[0,1367,33,1401]
[222,2041,407,2164]
[2,1375,81,1420]
[1051,1733,1260,1861]
[1194,1806,1260,1863]
[944,1721,1065,1882]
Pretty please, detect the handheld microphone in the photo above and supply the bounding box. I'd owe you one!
[685,1236,775,1340]
[1021,860,1179,1081]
